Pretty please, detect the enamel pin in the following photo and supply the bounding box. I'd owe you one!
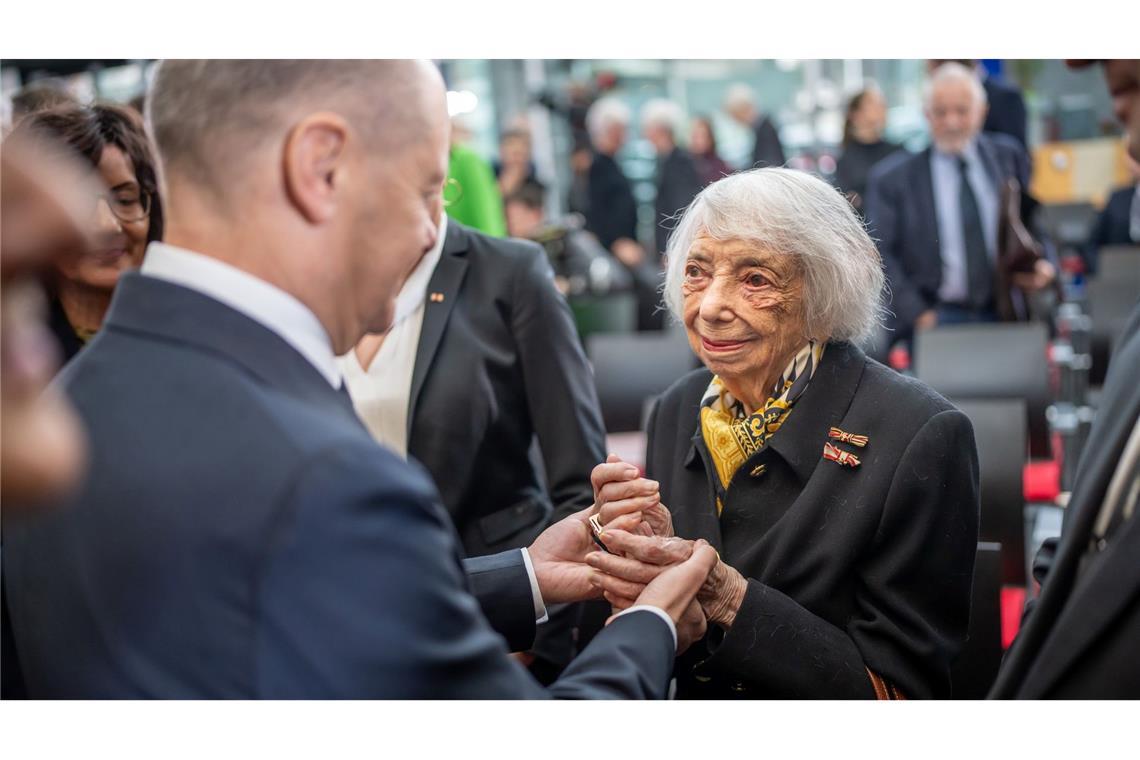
[828,427,869,447]
[429,292,445,303]
[823,441,861,468]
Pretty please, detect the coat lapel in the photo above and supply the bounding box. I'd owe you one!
[407,220,470,438]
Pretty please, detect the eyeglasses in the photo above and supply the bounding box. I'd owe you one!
[94,189,151,224]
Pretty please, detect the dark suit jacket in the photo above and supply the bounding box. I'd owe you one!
[990,303,1140,698]
[412,220,606,557]
[646,342,978,698]
[585,152,638,250]
[1085,185,1138,273]
[1,272,675,699]
[751,115,787,169]
[983,76,1028,150]
[653,148,703,256]
[863,132,1032,332]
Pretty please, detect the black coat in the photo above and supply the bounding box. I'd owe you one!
[1,272,675,698]
[411,220,606,557]
[863,132,1031,333]
[990,303,1140,698]
[646,342,979,698]
[983,76,1028,150]
[751,115,787,169]
[585,152,638,250]
[653,148,703,256]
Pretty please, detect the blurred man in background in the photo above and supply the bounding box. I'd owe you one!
[641,98,702,261]
[724,82,786,169]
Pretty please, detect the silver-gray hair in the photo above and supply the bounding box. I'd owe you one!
[723,83,756,113]
[923,62,988,109]
[640,98,685,138]
[585,96,631,143]
[663,167,886,344]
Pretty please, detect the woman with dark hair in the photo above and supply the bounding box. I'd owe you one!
[18,103,164,362]
[689,115,733,187]
[834,88,901,212]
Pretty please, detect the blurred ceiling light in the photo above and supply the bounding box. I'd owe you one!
[447,90,479,117]
[776,60,801,72]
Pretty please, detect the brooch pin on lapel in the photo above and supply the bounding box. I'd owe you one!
[429,292,445,303]
[828,427,869,447]
[823,441,861,468]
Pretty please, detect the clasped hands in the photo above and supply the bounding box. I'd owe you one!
[527,455,746,654]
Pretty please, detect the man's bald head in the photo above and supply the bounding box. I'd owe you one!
[146,59,446,196]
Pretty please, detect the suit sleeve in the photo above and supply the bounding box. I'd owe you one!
[463,550,538,653]
[864,167,929,330]
[255,443,674,698]
[510,244,608,521]
[700,410,979,698]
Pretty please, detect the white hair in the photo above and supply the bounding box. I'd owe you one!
[586,96,631,143]
[723,83,756,113]
[662,168,886,344]
[923,62,988,109]
[640,98,686,137]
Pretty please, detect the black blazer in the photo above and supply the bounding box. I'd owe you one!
[990,303,1140,698]
[863,132,1031,332]
[1,272,675,698]
[653,148,703,256]
[646,342,978,698]
[410,220,606,557]
[983,76,1028,150]
[751,115,787,169]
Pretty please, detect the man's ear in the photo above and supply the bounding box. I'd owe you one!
[282,112,349,225]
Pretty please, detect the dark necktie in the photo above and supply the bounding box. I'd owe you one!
[957,156,994,310]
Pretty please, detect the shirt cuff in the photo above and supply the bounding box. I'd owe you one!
[613,605,677,651]
[519,548,549,624]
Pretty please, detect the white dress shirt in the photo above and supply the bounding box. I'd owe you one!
[335,212,447,458]
[139,239,553,625]
[930,140,1000,304]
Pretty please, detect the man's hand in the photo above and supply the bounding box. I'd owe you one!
[625,540,717,652]
[1012,258,1057,292]
[527,506,604,605]
[591,455,674,537]
[915,309,939,332]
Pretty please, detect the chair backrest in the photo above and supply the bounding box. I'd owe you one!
[569,293,638,341]
[1038,201,1097,248]
[1095,245,1140,288]
[951,542,1004,699]
[915,323,1050,457]
[951,398,1028,586]
[588,330,697,433]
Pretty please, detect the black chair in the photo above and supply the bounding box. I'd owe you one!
[588,330,695,433]
[951,398,1028,586]
[915,323,1050,457]
[1038,201,1098,251]
[951,542,1004,699]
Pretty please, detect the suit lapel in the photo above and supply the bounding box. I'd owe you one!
[407,220,470,439]
[914,149,941,268]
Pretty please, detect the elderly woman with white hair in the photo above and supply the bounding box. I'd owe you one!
[587,168,979,699]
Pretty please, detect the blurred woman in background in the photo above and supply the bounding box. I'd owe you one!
[690,115,733,188]
[18,104,163,362]
[834,87,901,212]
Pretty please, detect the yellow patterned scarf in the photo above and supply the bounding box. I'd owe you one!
[699,341,825,515]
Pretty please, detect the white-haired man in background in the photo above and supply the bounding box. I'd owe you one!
[864,61,1055,338]
[723,83,787,170]
[641,98,703,263]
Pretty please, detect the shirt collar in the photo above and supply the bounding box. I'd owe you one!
[140,242,341,388]
[932,138,981,166]
[391,211,447,328]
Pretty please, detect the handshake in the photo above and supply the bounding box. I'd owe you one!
[527,455,748,653]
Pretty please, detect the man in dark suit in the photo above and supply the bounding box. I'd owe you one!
[339,207,608,680]
[724,84,787,169]
[1084,142,1139,272]
[1,59,716,699]
[989,59,1140,699]
[584,96,660,331]
[641,98,703,259]
[864,62,1056,340]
